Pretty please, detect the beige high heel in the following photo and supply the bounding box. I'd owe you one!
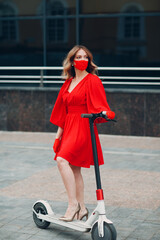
[59,203,80,222]
[78,208,89,221]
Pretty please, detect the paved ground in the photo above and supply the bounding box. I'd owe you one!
[0,131,160,240]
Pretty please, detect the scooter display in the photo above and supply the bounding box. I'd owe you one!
[32,111,117,240]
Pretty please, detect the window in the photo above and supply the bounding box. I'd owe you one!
[118,3,145,41]
[123,6,141,39]
[0,2,18,41]
[124,15,140,39]
[46,0,68,43]
[117,3,146,58]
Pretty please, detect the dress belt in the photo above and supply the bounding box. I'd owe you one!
[67,105,88,114]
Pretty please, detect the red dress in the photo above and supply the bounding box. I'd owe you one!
[50,73,112,168]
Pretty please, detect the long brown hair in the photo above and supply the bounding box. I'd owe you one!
[62,45,98,80]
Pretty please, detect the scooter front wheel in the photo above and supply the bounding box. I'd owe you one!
[91,222,112,240]
[33,202,50,229]
[108,223,117,240]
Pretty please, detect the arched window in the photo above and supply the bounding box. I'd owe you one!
[117,3,146,58]
[0,1,18,41]
[46,0,68,43]
[124,6,141,39]
[118,3,145,41]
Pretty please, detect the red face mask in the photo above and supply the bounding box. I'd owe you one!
[74,60,88,71]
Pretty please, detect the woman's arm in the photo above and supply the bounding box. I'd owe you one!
[53,127,63,153]
[55,127,64,139]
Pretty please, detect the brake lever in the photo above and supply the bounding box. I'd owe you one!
[111,119,117,122]
[103,115,117,122]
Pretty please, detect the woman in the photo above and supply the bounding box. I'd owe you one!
[50,45,115,222]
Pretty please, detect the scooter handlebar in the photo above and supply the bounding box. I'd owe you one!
[81,112,117,122]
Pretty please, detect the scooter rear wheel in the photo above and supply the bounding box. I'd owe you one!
[91,222,112,240]
[33,202,50,229]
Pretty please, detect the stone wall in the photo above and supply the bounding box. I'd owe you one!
[0,87,159,137]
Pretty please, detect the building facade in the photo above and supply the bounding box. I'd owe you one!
[0,0,160,67]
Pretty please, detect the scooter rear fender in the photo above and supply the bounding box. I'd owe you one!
[32,200,54,215]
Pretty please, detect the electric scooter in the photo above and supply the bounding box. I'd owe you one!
[32,111,117,240]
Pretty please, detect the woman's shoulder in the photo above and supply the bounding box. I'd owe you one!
[58,77,72,95]
[87,73,101,83]
[61,77,72,88]
[64,77,72,84]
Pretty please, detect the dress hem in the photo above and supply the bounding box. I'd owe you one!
[54,153,104,168]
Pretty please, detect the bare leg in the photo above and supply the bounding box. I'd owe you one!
[56,157,78,218]
[70,165,88,220]
[70,165,86,211]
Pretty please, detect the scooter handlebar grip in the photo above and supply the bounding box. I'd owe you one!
[81,113,93,118]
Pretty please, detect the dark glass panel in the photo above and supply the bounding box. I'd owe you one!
[0,19,43,66]
[46,18,76,66]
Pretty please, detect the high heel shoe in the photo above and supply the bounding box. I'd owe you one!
[78,208,89,221]
[59,203,80,222]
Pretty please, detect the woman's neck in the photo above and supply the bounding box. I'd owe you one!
[74,70,88,82]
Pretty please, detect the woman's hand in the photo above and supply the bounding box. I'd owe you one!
[106,110,115,120]
[53,127,63,153]
[53,138,61,153]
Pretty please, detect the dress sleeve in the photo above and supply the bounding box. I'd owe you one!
[50,81,68,128]
[86,74,114,123]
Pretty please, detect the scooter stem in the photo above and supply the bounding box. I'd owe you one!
[89,118,102,190]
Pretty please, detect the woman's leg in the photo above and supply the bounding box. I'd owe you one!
[56,157,78,218]
[70,165,86,211]
[70,165,88,220]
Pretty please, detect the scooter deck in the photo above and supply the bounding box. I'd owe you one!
[37,213,91,232]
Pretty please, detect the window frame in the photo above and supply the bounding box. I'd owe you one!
[0,1,19,42]
[46,0,68,44]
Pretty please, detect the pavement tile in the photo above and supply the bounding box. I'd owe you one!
[0,131,160,240]
[16,234,33,240]
[127,221,160,240]
[151,231,160,240]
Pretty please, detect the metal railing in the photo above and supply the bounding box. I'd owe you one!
[0,66,160,88]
